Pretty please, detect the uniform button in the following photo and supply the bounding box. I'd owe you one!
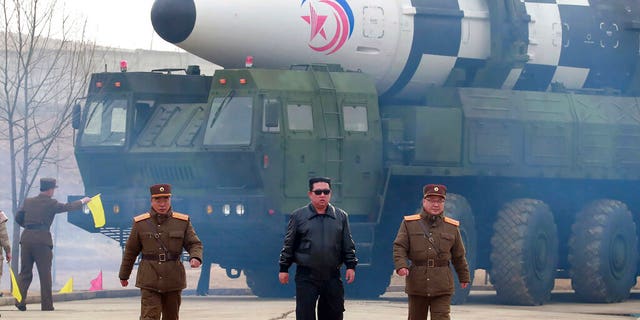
[427,278,430,281]
[159,276,163,279]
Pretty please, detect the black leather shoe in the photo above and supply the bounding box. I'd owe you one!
[15,303,26,311]
[42,306,55,311]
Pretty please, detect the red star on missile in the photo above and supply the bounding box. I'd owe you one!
[301,3,328,41]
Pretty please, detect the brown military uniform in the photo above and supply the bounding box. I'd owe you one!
[119,209,203,320]
[393,210,470,320]
[15,181,84,311]
[0,211,11,285]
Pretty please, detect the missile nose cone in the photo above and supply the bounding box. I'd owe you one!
[151,0,196,44]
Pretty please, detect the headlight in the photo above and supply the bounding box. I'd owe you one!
[235,204,245,216]
[222,204,231,216]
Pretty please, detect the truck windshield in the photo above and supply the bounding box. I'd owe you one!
[80,97,128,146]
[203,95,253,146]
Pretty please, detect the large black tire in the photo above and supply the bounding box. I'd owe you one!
[344,263,393,299]
[245,267,295,298]
[345,223,394,299]
[444,193,477,305]
[490,199,558,305]
[568,199,638,303]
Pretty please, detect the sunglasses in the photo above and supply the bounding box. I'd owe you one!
[312,189,331,195]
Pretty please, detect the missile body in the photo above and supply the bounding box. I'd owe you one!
[152,0,640,101]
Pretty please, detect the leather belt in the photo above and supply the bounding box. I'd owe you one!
[412,259,449,268]
[141,253,181,262]
[25,224,49,230]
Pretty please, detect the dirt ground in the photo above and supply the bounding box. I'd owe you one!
[190,265,640,292]
[6,263,634,295]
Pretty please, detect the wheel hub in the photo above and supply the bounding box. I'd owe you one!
[610,234,627,279]
[534,232,548,279]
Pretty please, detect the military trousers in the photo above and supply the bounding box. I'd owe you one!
[17,243,54,310]
[295,266,345,320]
[0,252,4,278]
[140,288,182,320]
[407,294,452,320]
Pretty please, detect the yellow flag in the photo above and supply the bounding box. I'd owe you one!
[59,277,73,293]
[87,194,105,228]
[10,268,22,302]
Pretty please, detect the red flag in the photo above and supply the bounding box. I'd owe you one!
[89,270,103,291]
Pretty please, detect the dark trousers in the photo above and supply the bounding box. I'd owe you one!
[17,243,53,310]
[295,267,345,320]
[408,294,452,320]
[140,288,182,320]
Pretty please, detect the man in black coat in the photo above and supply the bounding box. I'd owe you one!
[279,177,358,320]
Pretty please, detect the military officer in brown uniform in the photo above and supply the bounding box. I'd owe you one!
[393,184,470,320]
[14,177,91,311]
[119,183,203,320]
[0,210,12,295]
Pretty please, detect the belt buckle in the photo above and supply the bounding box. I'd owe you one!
[159,253,166,262]
[427,259,435,268]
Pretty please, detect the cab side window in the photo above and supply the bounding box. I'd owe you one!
[287,103,313,131]
[134,101,153,136]
[343,105,368,132]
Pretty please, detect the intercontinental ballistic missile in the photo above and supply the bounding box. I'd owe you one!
[151,0,640,101]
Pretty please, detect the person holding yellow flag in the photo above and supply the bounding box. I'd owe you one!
[14,178,91,312]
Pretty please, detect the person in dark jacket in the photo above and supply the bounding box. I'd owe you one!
[279,177,358,320]
[14,177,91,311]
[393,184,470,320]
[119,183,203,320]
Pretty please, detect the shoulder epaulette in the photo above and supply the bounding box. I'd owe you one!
[134,213,151,222]
[444,217,460,226]
[172,212,189,221]
[404,214,421,221]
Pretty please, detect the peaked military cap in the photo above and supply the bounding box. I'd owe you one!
[150,183,172,198]
[40,177,58,191]
[423,184,446,199]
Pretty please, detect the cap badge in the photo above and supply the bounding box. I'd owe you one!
[434,187,439,191]
[160,187,165,192]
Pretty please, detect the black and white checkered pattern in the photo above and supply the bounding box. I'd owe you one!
[386,0,482,96]
[384,0,640,101]
[509,0,639,92]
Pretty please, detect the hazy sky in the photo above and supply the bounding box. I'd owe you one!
[63,0,180,51]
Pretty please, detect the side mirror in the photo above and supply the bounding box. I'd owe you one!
[72,104,81,129]
[265,102,280,128]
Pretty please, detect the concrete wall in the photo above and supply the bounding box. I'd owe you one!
[94,48,220,75]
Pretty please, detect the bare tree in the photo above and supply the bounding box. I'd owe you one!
[0,0,96,272]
